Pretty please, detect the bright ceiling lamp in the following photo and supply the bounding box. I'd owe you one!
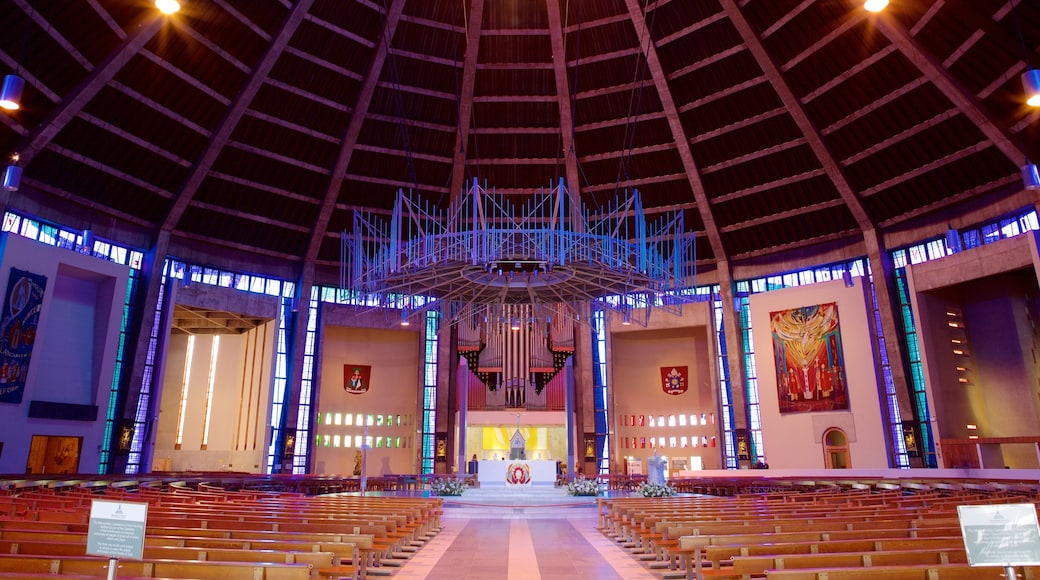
[1024,69,1040,107]
[155,0,181,15]
[0,75,24,111]
[864,0,889,12]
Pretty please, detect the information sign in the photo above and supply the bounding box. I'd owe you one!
[86,500,148,561]
[958,503,1040,567]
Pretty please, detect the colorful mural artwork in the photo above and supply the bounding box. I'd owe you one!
[770,302,849,414]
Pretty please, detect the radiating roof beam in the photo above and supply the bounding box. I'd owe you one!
[546,0,582,197]
[626,0,726,262]
[909,0,946,36]
[668,45,745,81]
[449,0,486,201]
[874,13,1026,165]
[212,0,272,40]
[17,18,164,165]
[283,47,365,81]
[162,0,316,231]
[723,0,873,230]
[304,0,407,264]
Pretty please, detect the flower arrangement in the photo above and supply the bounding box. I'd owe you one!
[566,477,602,496]
[430,478,467,496]
[637,481,676,498]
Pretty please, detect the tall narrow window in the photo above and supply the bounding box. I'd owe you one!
[175,335,196,449]
[420,310,439,474]
[201,336,219,449]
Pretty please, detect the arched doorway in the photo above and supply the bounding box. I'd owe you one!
[822,428,850,468]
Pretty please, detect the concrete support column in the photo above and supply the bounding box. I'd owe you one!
[864,229,918,465]
[717,261,749,466]
[113,230,171,474]
[275,263,313,473]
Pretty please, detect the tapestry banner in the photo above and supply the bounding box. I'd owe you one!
[770,302,849,414]
[0,268,47,404]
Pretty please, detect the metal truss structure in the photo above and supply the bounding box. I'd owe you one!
[341,179,697,328]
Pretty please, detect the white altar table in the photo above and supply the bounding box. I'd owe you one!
[477,459,557,487]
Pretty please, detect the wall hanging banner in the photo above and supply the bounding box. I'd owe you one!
[660,366,688,395]
[770,302,849,414]
[0,268,46,404]
[343,364,371,394]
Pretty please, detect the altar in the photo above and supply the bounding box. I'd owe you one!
[477,460,557,487]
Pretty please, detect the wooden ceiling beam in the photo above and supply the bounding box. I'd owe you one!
[189,200,311,232]
[49,144,172,198]
[303,13,376,48]
[841,108,960,167]
[282,47,366,81]
[546,0,582,196]
[875,11,1026,165]
[658,13,727,47]
[345,172,449,193]
[576,110,667,132]
[668,45,745,82]
[761,0,815,39]
[700,138,807,174]
[579,142,677,163]
[710,169,826,204]
[722,0,873,231]
[304,0,407,263]
[782,13,866,73]
[354,143,453,164]
[17,19,164,166]
[860,142,991,197]
[209,171,321,205]
[212,0,272,40]
[111,81,213,136]
[691,107,787,143]
[449,0,486,201]
[162,0,317,232]
[822,77,930,135]
[583,172,687,192]
[720,199,846,233]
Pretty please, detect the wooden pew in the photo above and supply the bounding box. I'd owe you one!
[763,563,1037,579]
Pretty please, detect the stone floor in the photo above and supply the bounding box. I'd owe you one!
[381,488,659,579]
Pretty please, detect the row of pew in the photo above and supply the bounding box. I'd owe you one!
[598,478,1040,580]
[0,477,444,579]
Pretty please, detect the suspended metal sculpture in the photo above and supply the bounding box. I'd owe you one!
[340,179,697,402]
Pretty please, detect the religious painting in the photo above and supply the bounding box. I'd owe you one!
[0,268,47,404]
[343,364,371,394]
[770,302,849,414]
[734,429,751,461]
[902,421,920,458]
[660,366,688,395]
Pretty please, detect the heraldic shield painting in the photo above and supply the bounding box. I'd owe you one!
[343,364,371,395]
[770,302,849,414]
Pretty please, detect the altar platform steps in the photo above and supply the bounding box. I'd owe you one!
[443,485,597,517]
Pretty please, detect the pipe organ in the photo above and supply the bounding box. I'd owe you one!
[458,303,575,409]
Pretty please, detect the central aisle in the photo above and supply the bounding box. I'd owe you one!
[391,500,658,580]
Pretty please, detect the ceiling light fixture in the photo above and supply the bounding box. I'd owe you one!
[155,0,181,15]
[2,156,21,192]
[1024,69,1040,107]
[864,0,888,13]
[1022,161,1040,190]
[0,75,24,111]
